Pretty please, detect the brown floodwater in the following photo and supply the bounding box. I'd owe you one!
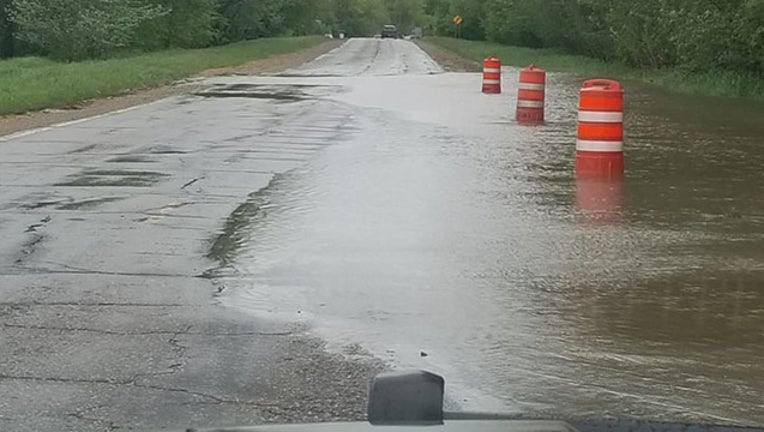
[215,50,764,426]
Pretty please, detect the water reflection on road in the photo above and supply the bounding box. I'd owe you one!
[216,47,764,425]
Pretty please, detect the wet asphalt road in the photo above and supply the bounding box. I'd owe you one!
[1,38,763,431]
[0,39,433,431]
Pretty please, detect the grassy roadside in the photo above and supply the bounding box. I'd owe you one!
[0,36,328,115]
[422,37,764,101]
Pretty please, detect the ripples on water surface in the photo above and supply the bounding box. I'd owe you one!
[219,71,764,425]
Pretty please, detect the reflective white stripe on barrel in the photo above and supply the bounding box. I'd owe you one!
[518,83,545,91]
[517,100,544,108]
[482,79,501,85]
[483,68,501,73]
[576,140,624,152]
[577,111,624,123]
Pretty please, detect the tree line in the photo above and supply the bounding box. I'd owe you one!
[424,0,763,76]
[0,0,761,77]
[0,0,417,61]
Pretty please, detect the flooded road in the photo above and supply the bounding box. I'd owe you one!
[0,38,762,430]
[211,41,764,424]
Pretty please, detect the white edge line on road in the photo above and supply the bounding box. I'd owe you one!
[0,97,174,143]
[305,39,350,64]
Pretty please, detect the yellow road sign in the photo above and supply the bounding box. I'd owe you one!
[453,15,463,25]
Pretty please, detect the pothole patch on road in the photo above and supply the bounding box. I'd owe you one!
[67,144,99,154]
[272,73,337,78]
[14,216,52,264]
[107,155,156,163]
[195,83,306,101]
[19,194,127,211]
[57,196,127,210]
[20,199,67,210]
[136,201,193,224]
[194,83,336,102]
[55,169,169,187]
[144,145,190,155]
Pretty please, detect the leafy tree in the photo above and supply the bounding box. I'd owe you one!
[10,0,167,60]
[423,0,451,36]
[447,0,483,40]
[134,0,219,49]
[741,0,764,73]
[216,0,282,43]
[332,0,388,36]
[279,0,335,36]
[384,0,426,33]
[0,0,14,57]
[481,0,540,46]
[0,0,759,78]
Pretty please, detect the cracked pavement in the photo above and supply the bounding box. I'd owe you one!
[4,37,764,430]
[0,40,424,431]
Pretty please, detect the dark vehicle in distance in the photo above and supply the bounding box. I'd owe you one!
[381,25,399,39]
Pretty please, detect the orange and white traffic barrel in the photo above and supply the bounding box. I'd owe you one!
[575,79,624,178]
[482,56,501,94]
[516,65,545,123]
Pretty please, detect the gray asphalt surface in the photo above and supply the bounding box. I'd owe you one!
[0,39,437,431]
[4,37,764,431]
[281,37,441,76]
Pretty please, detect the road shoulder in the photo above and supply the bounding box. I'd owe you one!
[414,40,481,73]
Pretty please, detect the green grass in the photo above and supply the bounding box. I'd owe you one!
[0,36,328,115]
[422,37,764,101]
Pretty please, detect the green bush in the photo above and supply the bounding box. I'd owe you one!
[423,0,763,77]
[2,0,760,80]
[10,0,167,61]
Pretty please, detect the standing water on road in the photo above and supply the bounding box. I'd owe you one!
[213,40,764,425]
